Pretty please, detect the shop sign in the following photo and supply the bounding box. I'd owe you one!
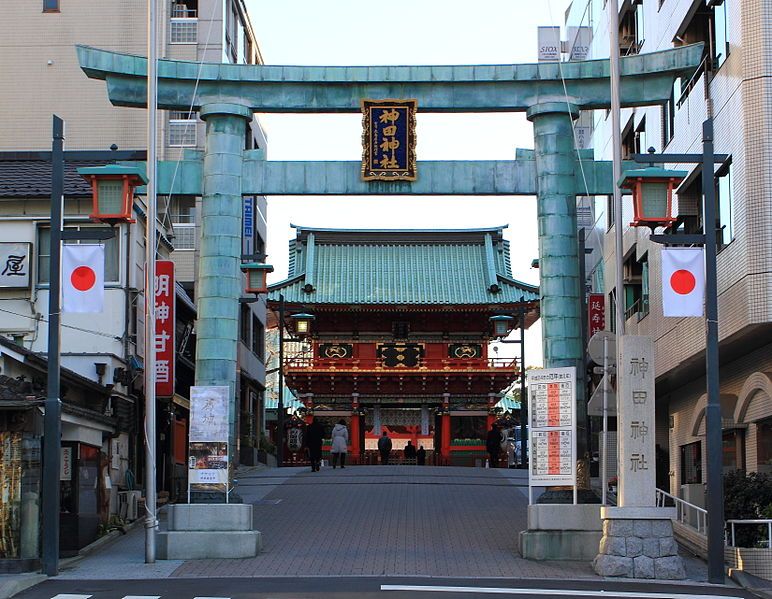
[189,386,230,497]
[588,293,605,338]
[60,446,72,481]
[155,260,175,397]
[361,99,417,181]
[0,243,31,288]
[537,26,561,62]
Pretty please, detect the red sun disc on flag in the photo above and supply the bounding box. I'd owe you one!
[71,265,96,291]
[670,269,696,295]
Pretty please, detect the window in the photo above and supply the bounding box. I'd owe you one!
[713,1,730,70]
[608,290,616,333]
[43,0,59,12]
[758,417,772,475]
[619,0,644,56]
[251,316,264,359]
[240,304,250,344]
[723,430,744,473]
[680,441,702,484]
[168,111,197,147]
[716,161,734,248]
[640,255,649,318]
[606,195,615,230]
[635,117,647,155]
[623,252,647,320]
[37,226,119,284]
[662,78,679,147]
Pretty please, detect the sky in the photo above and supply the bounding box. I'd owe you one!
[244,0,574,367]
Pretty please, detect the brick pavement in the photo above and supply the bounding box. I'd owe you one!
[170,466,597,579]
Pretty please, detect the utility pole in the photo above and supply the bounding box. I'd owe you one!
[145,0,159,564]
[277,294,285,468]
[42,116,65,577]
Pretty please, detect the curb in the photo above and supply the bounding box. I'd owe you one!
[729,569,772,599]
[0,573,47,599]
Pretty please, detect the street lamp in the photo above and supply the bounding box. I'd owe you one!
[618,166,687,230]
[289,312,315,338]
[630,119,729,584]
[489,314,515,338]
[240,262,273,295]
[78,164,147,225]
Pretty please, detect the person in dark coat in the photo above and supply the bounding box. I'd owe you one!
[486,424,502,468]
[404,440,417,462]
[377,430,392,465]
[416,445,426,466]
[305,417,324,472]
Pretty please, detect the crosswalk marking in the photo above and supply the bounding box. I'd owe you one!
[50,595,92,599]
[121,596,161,599]
[380,585,746,599]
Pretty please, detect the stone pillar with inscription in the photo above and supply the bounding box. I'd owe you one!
[593,336,685,579]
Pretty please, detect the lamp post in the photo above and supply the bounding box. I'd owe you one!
[42,116,120,576]
[628,118,728,584]
[489,298,528,467]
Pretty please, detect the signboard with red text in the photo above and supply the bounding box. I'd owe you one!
[155,260,175,398]
[588,293,605,338]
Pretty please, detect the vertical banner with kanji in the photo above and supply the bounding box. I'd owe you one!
[588,293,605,338]
[526,367,577,501]
[155,260,175,398]
[361,99,417,181]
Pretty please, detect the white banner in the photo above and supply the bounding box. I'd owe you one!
[662,247,705,317]
[190,386,230,442]
[0,243,31,288]
[62,244,104,313]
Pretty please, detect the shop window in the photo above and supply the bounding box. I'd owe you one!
[680,441,702,484]
[757,417,772,475]
[37,226,119,284]
[43,0,59,12]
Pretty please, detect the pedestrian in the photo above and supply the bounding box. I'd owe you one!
[416,445,426,466]
[377,430,392,465]
[404,440,417,463]
[305,417,324,472]
[330,419,349,469]
[486,423,502,468]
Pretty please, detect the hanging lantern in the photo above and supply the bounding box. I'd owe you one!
[78,165,147,225]
[619,167,687,229]
[489,315,515,338]
[240,262,273,294]
[290,313,315,338]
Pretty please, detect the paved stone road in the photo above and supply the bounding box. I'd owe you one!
[171,466,597,579]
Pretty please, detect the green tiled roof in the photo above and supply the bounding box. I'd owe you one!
[268,226,538,306]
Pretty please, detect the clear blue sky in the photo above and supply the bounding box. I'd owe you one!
[244,0,574,366]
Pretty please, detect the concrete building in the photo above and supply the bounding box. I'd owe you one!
[564,0,772,502]
[0,0,270,563]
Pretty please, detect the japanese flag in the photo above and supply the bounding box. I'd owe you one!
[62,245,104,313]
[661,247,704,317]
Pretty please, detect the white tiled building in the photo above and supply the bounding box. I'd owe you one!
[565,0,772,501]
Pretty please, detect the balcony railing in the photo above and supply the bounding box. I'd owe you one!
[284,356,519,373]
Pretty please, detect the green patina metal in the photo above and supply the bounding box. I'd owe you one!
[76,44,702,112]
[266,225,538,306]
[135,156,641,196]
[77,43,702,454]
[195,103,251,452]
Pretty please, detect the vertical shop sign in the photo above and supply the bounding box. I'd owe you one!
[155,260,175,398]
[588,293,605,338]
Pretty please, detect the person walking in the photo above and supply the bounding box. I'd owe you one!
[330,419,349,469]
[377,430,392,465]
[305,417,324,472]
[486,423,502,468]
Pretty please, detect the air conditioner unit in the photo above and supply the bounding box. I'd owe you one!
[118,490,142,521]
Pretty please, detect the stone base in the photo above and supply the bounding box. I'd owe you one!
[157,503,261,560]
[593,517,685,579]
[520,530,602,560]
[528,504,602,531]
[157,530,262,559]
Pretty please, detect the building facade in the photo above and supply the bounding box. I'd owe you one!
[564,0,772,500]
[267,226,538,466]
